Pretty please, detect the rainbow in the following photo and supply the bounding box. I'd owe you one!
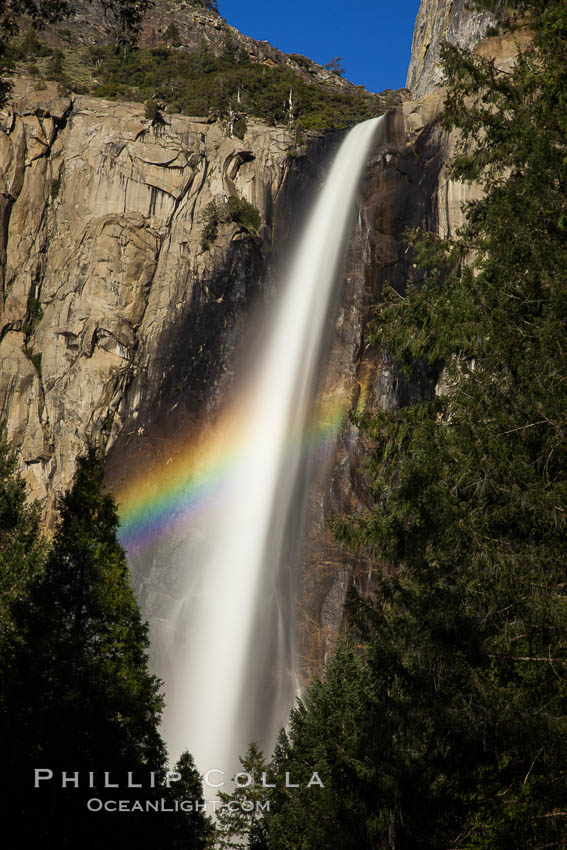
[116,394,350,553]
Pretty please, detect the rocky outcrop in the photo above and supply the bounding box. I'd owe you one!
[0,77,293,517]
[41,0,401,101]
[406,0,497,98]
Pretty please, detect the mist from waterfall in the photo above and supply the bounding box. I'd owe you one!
[163,116,383,776]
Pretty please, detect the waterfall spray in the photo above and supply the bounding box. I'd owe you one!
[160,116,383,774]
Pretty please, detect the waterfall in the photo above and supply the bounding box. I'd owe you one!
[163,116,383,776]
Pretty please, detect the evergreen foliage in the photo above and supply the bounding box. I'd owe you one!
[260,0,567,847]
[227,194,261,232]
[0,428,46,634]
[0,0,153,103]
[216,742,272,850]
[163,21,180,46]
[19,25,52,57]
[222,32,237,65]
[169,750,216,848]
[193,0,218,12]
[200,198,220,251]
[85,43,385,131]
[200,195,261,251]
[99,0,154,49]
[324,56,345,76]
[2,3,391,130]
[0,448,212,847]
[266,642,372,850]
[232,114,247,140]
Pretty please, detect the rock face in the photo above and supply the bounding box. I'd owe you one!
[0,77,293,518]
[406,0,496,98]
[294,88,485,679]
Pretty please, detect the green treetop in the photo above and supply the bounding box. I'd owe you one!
[216,742,272,850]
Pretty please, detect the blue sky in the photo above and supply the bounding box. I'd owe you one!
[217,0,421,93]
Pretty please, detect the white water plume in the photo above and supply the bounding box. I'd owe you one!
[166,116,383,776]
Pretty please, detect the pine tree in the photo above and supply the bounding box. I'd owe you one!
[169,750,216,848]
[216,742,272,849]
[0,448,210,847]
[222,32,238,66]
[266,642,373,850]
[0,0,155,105]
[163,21,181,47]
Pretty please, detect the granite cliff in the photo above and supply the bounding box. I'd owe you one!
[0,76,295,520]
[406,0,497,98]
